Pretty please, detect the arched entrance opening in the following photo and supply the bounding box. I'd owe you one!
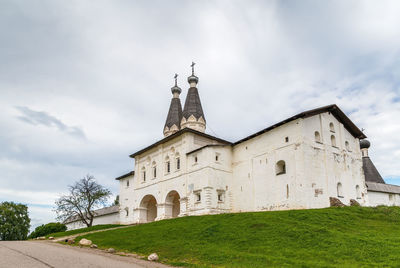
[140,195,157,223]
[165,191,180,219]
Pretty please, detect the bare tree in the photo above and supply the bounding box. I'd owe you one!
[55,175,112,227]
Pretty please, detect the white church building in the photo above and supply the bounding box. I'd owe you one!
[113,65,400,225]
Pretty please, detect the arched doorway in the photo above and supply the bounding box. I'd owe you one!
[165,191,180,218]
[140,195,157,223]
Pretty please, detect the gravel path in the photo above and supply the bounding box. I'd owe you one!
[52,225,132,242]
[0,241,170,268]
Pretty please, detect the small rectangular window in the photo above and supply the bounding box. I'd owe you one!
[176,158,180,170]
[126,180,129,187]
[143,171,146,182]
[153,167,157,178]
[167,161,170,173]
[285,137,289,143]
[218,194,223,202]
[195,193,201,202]
[194,156,198,163]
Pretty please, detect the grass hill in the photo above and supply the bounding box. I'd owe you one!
[74,207,400,267]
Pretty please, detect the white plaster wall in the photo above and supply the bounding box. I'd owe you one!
[230,112,366,212]
[368,191,400,206]
[119,174,136,224]
[66,213,120,231]
[301,113,367,207]
[232,119,304,212]
[125,132,230,224]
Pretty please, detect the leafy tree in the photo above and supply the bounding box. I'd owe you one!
[28,222,67,239]
[113,195,119,206]
[0,202,30,240]
[55,175,111,227]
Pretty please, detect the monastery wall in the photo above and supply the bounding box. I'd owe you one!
[368,191,400,206]
[301,113,367,207]
[230,112,367,212]
[66,213,120,231]
[231,119,303,212]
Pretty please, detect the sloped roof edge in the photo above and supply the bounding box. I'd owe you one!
[63,205,119,224]
[129,104,365,158]
[130,128,232,158]
[234,104,366,145]
[115,171,135,181]
[366,182,400,194]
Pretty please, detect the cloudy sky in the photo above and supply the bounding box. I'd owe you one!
[1,0,399,230]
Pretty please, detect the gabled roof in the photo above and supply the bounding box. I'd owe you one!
[234,104,366,145]
[182,87,205,121]
[115,171,135,181]
[164,97,183,129]
[130,128,232,158]
[363,157,385,184]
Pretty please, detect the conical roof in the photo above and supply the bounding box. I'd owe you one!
[362,157,385,184]
[182,87,205,122]
[164,97,183,129]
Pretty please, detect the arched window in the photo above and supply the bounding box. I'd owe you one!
[329,122,335,132]
[345,141,350,151]
[151,161,157,179]
[315,131,321,143]
[141,167,146,182]
[337,182,343,197]
[286,184,289,199]
[125,207,129,217]
[331,135,336,147]
[276,160,286,175]
[165,156,170,173]
[356,185,361,199]
[175,153,180,170]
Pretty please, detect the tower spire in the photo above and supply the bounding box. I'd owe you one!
[181,62,206,133]
[163,74,183,137]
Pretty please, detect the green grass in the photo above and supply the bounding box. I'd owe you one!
[46,224,122,238]
[75,207,400,267]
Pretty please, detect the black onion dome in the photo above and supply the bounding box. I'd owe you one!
[171,85,181,95]
[360,139,371,149]
[188,75,199,84]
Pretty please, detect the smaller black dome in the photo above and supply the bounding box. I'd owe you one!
[171,85,181,95]
[360,139,371,149]
[188,75,199,85]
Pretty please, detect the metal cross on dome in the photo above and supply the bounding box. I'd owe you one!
[174,73,178,86]
[191,61,196,75]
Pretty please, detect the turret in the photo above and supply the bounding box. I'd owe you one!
[360,139,385,184]
[163,74,183,137]
[181,62,206,133]
[360,139,371,157]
